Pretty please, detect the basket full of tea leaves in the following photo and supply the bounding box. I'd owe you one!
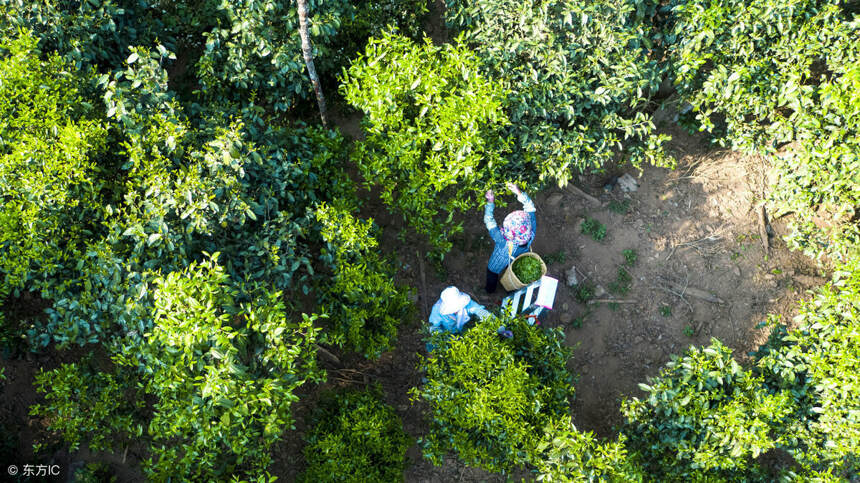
[501,252,547,290]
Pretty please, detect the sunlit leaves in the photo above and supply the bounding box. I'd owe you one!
[342,30,509,257]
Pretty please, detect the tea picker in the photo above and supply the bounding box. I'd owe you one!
[426,286,491,351]
[483,182,537,293]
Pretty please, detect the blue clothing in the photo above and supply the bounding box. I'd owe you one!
[428,299,490,335]
[484,192,537,274]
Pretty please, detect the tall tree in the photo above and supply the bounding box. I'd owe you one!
[297,0,329,126]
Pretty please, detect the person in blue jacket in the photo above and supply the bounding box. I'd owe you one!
[429,286,490,336]
[484,182,537,293]
[426,287,513,352]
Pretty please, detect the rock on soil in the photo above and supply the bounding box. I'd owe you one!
[566,266,579,287]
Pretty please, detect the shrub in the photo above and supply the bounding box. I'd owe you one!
[113,255,324,480]
[30,46,354,348]
[341,30,509,256]
[0,0,165,69]
[533,418,645,482]
[668,0,858,152]
[754,261,860,475]
[768,63,860,264]
[315,203,413,359]
[300,386,410,482]
[411,313,573,472]
[621,340,793,479]
[668,0,860,263]
[30,358,144,453]
[446,0,672,185]
[327,0,429,80]
[0,32,107,297]
[196,0,350,111]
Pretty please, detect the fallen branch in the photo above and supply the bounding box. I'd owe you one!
[587,299,637,305]
[416,250,429,322]
[564,184,601,206]
[315,344,341,366]
[658,276,725,304]
[654,284,694,313]
[665,228,725,261]
[758,204,770,254]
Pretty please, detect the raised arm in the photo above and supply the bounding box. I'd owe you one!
[507,182,535,213]
[484,189,506,243]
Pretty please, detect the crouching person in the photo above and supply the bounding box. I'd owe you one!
[426,286,490,351]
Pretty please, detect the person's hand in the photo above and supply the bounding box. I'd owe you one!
[506,182,521,195]
[485,189,495,203]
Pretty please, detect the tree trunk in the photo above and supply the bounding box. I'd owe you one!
[296,0,328,126]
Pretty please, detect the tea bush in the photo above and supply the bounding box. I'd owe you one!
[315,203,413,359]
[668,0,858,151]
[668,0,860,263]
[754,260,860,475]
[0,32,107,298]
[533,418,644,481]
[327,0,429,79]
[196,0,349,111]
[341,31,509,256]
[412,313,573,472]
[621,340,794,479]
[768,62,860,264]
[301,386,410,482]
[30,359,144,453]
[0,0,165,69]
[446,0,672,185]
[114,256,324,480]
[29,45,354,348]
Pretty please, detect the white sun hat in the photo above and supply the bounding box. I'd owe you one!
[439,286,471,315]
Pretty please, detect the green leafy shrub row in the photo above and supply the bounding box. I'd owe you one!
[622,340,794,479]
[30,358,144,453]
[534,260,860,480]
[301,386,410,482]
[128,256,323,480]
[412,313,574,472]
[533,419,644,482]
[0,32,107,297]
[30,256,325,480]
[342,31,509,256]
[753,260,860,475]
[315,203,413,359]
[446,0,673,185]
[0,18,416,480]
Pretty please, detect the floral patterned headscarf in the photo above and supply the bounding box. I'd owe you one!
[502,210,532,245]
